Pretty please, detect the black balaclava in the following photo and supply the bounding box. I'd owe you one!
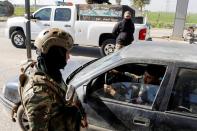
[122,18,132,32]
[37,46,67,83]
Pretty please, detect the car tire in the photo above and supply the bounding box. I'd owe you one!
[17,105,29,131]
[11,30,26,48]
[100,39,116,56]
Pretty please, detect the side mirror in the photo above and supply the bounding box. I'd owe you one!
[30,14,34,19]
[0,1,14,17]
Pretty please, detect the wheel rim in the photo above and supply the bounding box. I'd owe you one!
[104,43,115,55]
[14,34,24,46]
[21,113,29,130]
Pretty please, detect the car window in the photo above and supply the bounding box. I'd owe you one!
[167,68,197,115]
[133,16,144,24]
[34,8,51,21]
[89,63,166,107]
[96,82,159,106]
[54,8,71,21]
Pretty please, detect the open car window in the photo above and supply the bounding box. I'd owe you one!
[88,63,167,107]
[95,82,159,106]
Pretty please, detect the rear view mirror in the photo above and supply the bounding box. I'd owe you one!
[0,1,14,17]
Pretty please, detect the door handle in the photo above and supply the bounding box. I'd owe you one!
[43,24,50,26]
[64,24,71,27]
[133,116,150,127]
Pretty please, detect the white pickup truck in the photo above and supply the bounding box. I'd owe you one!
[5,4,149,56]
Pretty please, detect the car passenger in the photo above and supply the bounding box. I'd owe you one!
[104,67,160,104]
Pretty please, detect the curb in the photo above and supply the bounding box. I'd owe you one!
[0,17,7,22]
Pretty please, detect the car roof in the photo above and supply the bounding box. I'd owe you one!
[121,41,197,63]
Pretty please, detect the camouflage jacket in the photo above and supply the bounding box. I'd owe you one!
[19,62,81,131]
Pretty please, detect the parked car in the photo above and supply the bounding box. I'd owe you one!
[1,41,197,131]
[5,3,149,56]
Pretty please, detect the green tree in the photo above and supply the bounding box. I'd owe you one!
[132,0,149,11]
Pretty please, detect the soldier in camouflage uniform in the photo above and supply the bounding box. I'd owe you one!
[19,28,88,131]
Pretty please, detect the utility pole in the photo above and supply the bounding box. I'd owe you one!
[172,0,189,40]
[25,0,32,61]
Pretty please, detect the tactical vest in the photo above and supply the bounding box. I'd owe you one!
[18,61,68,107]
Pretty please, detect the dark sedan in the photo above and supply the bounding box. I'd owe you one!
[1,41,197,131]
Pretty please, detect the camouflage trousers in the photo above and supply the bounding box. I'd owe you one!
[22,85,81,131]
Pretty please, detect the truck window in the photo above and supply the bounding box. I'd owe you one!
[54,8,71,21]
[34,8,51,21]
[133,16,144,24]
[167,68,197,115]
[77,4,122,22]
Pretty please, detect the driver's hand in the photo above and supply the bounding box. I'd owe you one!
[104,84,116,96]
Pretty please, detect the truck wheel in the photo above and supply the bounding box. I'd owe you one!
[17,105,29,131]
[100,39,116,56]
[11,30,26,48]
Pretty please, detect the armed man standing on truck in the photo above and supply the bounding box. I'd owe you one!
[112,11,135,51]
[19,28,88,131]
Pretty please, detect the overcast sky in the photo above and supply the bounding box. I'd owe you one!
[6,0,197,13]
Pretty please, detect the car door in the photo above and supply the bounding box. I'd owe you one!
[51,7,75,41]
[82,62,170,131]
[31,7,52,40]
[153,63,197,131]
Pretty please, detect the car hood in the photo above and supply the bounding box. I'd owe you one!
[7,17,27,24]
[2,75,20,104]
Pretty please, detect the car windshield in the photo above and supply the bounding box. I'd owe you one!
[69,51,122,86]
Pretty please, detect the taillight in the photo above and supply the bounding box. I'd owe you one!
[139,28,147,40]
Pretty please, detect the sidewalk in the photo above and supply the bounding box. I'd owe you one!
[152,37,188,44]
[150,28,191,44]
[150,28,172,38]
[0,17,7,22]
